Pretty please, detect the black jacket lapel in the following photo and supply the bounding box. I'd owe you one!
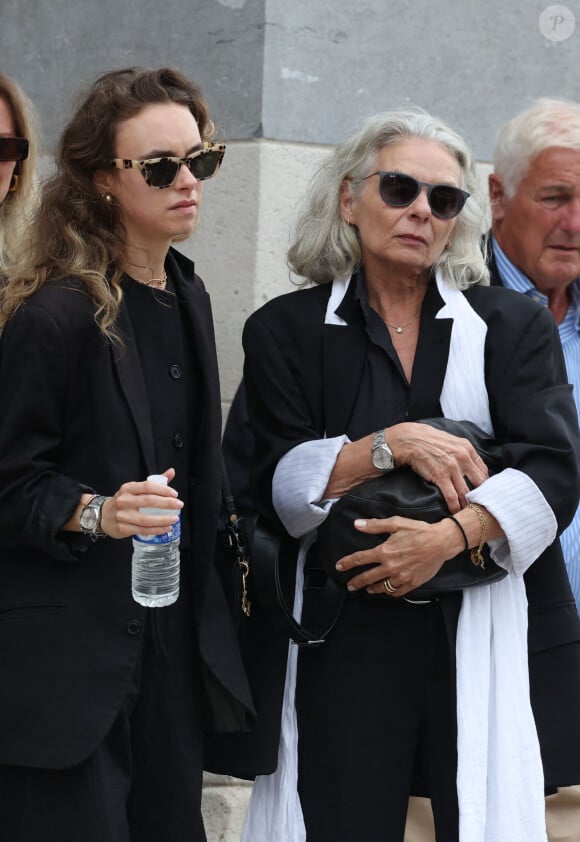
[168,249,220,446]
[408,281,453,419]
[322,278,367,437]
[112,300,156,472]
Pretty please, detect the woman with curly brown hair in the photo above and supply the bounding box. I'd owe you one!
[0,67,252,842]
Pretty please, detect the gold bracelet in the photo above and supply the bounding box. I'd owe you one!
[467,503,487,569]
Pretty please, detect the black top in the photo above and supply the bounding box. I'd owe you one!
[347,270,444,441]
[122,273,201,551]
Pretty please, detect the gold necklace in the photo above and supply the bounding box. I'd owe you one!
[127,262,168,289]
[385,311,420,334]
[143,270,167,289]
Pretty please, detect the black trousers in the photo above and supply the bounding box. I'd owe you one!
[296,594,459,842]
[0,564,206,842]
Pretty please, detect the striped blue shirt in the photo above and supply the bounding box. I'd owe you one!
[493,237,580,611]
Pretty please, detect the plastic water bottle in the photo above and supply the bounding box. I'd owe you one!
[132,474,180,607]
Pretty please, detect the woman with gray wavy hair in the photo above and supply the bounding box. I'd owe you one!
[240,108,580,842]
[288,108,488,288]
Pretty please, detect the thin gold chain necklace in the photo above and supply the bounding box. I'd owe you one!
[385,311,421,334]
[127,262,168,289]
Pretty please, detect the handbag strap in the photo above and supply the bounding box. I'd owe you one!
[252,518,345,646]
[221,458,251,618]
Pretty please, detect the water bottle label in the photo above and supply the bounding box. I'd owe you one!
[135,516,181,545]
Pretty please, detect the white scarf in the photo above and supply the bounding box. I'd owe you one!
[435,272,547,842]
[242,272,549,842]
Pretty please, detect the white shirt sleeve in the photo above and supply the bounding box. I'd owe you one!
[466,467,557,576]
[272,436,350,538]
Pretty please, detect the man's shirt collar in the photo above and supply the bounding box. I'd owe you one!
[491,235,580,339]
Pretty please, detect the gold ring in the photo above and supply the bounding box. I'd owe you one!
[383,577,397,594]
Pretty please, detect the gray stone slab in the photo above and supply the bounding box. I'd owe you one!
[0,0,265,149]
[262,0,580,158]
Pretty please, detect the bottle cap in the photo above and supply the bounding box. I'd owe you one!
[147,474,168,485]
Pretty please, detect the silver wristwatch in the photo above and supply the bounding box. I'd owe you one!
[371,429,395,472]
[79,495,109,538]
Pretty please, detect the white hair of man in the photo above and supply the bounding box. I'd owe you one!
[493,97,580,198]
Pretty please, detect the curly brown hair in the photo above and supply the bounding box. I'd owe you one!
[0,67,214,335]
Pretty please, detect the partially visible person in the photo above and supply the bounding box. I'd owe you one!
[239,109,580,842]
[0,71,38,272]
[0,67,252,842]
[487,96,580,842]
[488,97,580,613]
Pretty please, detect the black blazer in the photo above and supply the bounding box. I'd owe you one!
[0,248,253,770]
[485,231,504,288]
[239,277,580,787]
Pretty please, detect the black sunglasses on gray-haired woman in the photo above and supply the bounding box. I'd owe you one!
[353,170,470,220]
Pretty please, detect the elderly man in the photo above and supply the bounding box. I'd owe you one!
[487,98,580,612]
[487,97,580,842]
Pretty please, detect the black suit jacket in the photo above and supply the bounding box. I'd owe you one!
[485,231,503,288]
[239,276,580,787]
[0,248,253,769]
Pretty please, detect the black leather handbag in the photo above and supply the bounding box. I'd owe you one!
[315,418,507,600]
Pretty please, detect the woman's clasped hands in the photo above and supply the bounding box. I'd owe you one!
[336,422,489,597]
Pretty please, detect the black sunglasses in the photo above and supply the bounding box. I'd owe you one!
[110,142,225,189]
[355,171,469,220]
[0,137,29,162]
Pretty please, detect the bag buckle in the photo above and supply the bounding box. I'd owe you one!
[223,515,251,617]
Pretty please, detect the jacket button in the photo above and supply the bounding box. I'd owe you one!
[126,619,142,635]
[169,364,182,380]
[173,433,184,448]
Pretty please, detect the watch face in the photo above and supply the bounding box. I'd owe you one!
[80,505,99,531]
[372,446,394,471]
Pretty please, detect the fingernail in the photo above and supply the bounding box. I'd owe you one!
[335,562,343,571]
[347,583,355,591]
[354,519,367,527]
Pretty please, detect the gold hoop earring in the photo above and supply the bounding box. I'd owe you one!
[8,173,19,193]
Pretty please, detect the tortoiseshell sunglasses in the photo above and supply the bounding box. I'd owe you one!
[110,142,225,189]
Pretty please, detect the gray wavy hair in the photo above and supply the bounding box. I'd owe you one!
[493,98,580,198]
[288,108,489,288]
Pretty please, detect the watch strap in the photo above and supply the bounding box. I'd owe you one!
[80,494,109,537]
